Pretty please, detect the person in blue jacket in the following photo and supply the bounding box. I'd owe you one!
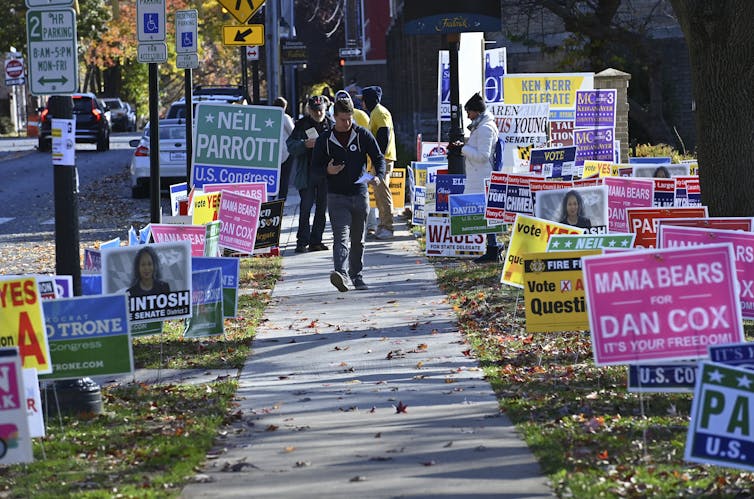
[311,99,386,292]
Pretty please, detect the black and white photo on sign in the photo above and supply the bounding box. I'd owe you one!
[101,241,193,323]
[534,185,609,231]
[632,164,691,178]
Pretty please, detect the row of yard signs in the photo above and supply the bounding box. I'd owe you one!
[410,133,754,471]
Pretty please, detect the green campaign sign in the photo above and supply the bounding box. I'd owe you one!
[686,361,754,471]
[192,103,284,195]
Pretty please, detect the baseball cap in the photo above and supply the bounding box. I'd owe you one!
[335,90,352,102]
[308,95,326,110]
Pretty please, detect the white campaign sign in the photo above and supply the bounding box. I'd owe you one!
[51,118,75,166]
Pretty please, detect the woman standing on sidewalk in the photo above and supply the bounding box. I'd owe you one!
[311,99,385,292]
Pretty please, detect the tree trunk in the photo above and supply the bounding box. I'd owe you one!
[670,0,754,216]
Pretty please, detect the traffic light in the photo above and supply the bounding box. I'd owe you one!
[339,58,345,67]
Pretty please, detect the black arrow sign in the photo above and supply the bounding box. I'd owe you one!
[234,28,253,42]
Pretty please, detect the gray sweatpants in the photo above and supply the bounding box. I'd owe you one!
[327,191,369,279]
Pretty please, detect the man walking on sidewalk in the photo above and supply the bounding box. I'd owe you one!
[362,86,396,240]
[312,99,386,292]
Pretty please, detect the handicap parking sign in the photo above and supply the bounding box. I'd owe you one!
[182,32,193,48]
[144,13,159,33]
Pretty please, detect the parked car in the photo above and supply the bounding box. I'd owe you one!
[38,93,111,152]
[124,102,137,131]
[102,97,135,131]
[129,118,189,198]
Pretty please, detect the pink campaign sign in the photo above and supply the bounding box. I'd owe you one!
[203,182,268,203]
[604,176,654,233]
[658,225,754,319]
[582,244,744,366]
[218,191,261,254]
[150,224,206,257]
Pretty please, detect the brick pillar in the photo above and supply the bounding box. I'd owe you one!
[594,68,631,163]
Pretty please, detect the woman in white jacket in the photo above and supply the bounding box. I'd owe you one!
[455,92,500,263]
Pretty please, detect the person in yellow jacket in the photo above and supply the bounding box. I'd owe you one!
[362,86,396,240]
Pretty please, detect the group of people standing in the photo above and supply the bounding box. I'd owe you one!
[278,83,396,292]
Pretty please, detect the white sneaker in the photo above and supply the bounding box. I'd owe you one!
[375,228,394,240]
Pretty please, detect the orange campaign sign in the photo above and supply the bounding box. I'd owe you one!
[626,207,708,248]
[0,277,51,374]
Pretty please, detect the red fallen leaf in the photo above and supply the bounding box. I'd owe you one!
[306,320,318,328]
[416,343,428,351]
[461,349,472,357]
[597,450,609,460]
[395,401,408,413]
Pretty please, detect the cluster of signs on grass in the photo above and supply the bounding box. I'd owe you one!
[415,64,754,469]
[0,103,290,464]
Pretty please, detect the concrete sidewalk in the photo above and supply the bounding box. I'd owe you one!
[181,192,553,498]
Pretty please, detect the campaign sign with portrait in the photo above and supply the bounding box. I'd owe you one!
[102,241,192,324]
[582,244,743,366]
[657,225,754,319]
[685,361,754,472]
[534,185,609,234]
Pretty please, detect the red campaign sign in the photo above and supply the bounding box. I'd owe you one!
[626,207,709,248]
[5,59,23,78]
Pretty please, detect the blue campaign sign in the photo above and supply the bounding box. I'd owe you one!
[449,193,486,217]
[530,146,577,179]
[435,174,466,212]
[484,48,506,104]
[685,361,754,471]
[709,344,754,370]
[629,156,671,164]
[192,256,240,317]
[627,363,698,393]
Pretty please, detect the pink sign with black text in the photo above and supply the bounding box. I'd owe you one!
[582,244,744,366]
[218,191,262,254]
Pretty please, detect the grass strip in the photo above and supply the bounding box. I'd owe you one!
[434,258,754,498]
[1,256,280,498]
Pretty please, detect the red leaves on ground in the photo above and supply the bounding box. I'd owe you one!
[395,401,408,413]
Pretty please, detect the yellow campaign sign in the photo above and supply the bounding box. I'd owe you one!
[501,214,584,288]
[222,24,265,46]
[503,73,593,120]
[368,168,407,209]
[0,276,52,373]
[582,160,613,178]
[216,0,265,24]
[523,250,599,333]
[192,192,221,225]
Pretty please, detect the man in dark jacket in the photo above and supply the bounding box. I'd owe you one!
[286,95,334,253]
[311,99,386,292]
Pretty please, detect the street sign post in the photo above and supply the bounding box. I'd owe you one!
[5,57,25,86]
[137,0,166,42]
[191,103,284,196]
[176,53,199,69]
[222,24,265,46]
[246,46,259,61]
[281,40,307,64]
[26,7,78,95]
[216,0,265,23]
[176,9,198,54]
[26,0,73,6]
[137,42,167,63]
[339,47,362,58]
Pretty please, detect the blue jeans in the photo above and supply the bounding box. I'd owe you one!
[328,191,369,279]
[297,176,327,246]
